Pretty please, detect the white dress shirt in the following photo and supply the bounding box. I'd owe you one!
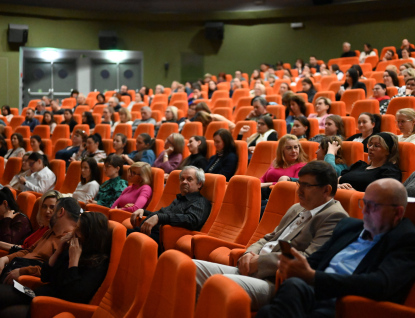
[23,166,56,194]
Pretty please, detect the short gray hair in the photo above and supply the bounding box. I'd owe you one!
[141,106,152,113]
[180,165,205,186]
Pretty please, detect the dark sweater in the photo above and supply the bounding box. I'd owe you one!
[205,152,238,182]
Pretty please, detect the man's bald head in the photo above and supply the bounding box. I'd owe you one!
[369,178,407,212]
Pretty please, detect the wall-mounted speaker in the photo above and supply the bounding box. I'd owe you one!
[99,30,118,50]
[205,22,224,41]
[8,24,28,45]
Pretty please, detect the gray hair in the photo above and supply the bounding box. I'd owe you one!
[252,96,267,107]
[156,84,165,93]
[180,165,205,186]
[343,42,351,48]
[38,101,46,107]
[141,106,152,113]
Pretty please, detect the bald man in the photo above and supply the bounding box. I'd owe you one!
[257,179,415,318]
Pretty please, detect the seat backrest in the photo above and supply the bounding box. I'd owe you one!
[319,76,339,91]
[340,89,366,114]
[49,159,65,191]
[341,116,356,139]
[211,91,230,107]
[195,275,251,318]
[157,122,179,141]
[359,78,376,97]
[247,181,298,246]
[134,123,155,138]
[246,141,279,179]
[32,125,50,139]
[51,125,70,145]
[152,94,168,104]
[341,141,364,167]
[204,121,229,140]
[60,161,82,194]
[334,189,354,215]
[154,170,181,211]
[231,88,250,106]
[143,167,165,212]
[300,141,318,161]
[72,124,90,136]
[272,119,287,137]
[42,139,52,159]
[386,96,415,115]
[308,118,320,138]
[181,122,203,140]
[1,157,22,185]
[233,106,253,123]
[349,191,364,219]
[113,123,132,139]
[52,139,72,160]
[14,126,31,138]
[9,116,25,132]
[312,90,336,104]
[94,124,111,140]
[213,107,232,120]
[16,192,37,218]
[399,142,415,182]
[330,101,346,116]
[92,232,157,318]
[207,175,261,245]
[381,114,397,134]
[327,81,342,94]
[169,92,187,106]
[232,121,257,141]
[267,105,285,120]
[350,99,380,127]
[234,141,248,176]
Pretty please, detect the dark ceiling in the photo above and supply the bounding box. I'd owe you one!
[0,0,362,14]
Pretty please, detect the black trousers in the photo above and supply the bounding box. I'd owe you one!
[256,277,336,318]
[0,284,32,318]
[127,225,163,255]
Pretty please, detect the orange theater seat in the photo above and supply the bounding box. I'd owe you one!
[204,121,229,140]
[49,159,66,191]
[399,142,415,182]
[181,122,203,140]
[1,157,22,185]
[246,141,279,179]
[386,96,415,115]
[156,122,179,141]
[341,141,364,166]
[59,161,81,195]
[232,121,257,141]
[340,89,366,115]
[234,140,248,176]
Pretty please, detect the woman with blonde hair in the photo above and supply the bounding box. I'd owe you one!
[153,133,185,174]
[396,108,415,143]
[111,162,153,212]
[112,108,133,135]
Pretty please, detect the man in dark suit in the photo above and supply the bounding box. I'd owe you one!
[257,178,415,318]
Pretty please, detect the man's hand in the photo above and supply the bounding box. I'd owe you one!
[278,248,315,285]
[238,252,257,276]
[0,256,9,274]
[3,268,20,285]
[338,183,355,190]
[130,209,145,227]
[246,110,256,119]
[140,215,159,236]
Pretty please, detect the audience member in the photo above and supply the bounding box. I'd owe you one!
[336,68,367,101]
[71,134,106,163]
[6,153,31,191]
[111,133,128,156]
[297,78,316,103]
[371,83,390,113]
[359,43,376,63]
[382,49,395,61]
[347,112,380,152]
[245,97,271,122]
[60,109,78,133]
[330,64,344,81]
[291,116,311,140]
[94,93,106,107]
[383,69,399,88]
[4,133,25,165]
[315,136,348,176]
[122,133,156,166]
[341,42,356,57]
[286,95,306,133]
[67,157,100,203]
[35,100,46,115]
[1,105,13,122]
[30,135,44,155]
[310,114,345,143]
[108,97,121,112]
[22,108,40,132]
[82,111,95,130]
[396,108,415,143]
[112,108,133,135]
[178,136,208,170]
[397,38,415,58]
[55,129,87,168]
[41,111,56,135]
[131,107,157,134]
[153,133,184,174]
[21,152,56,194]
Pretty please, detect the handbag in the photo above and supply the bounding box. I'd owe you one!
[0,257,43,283]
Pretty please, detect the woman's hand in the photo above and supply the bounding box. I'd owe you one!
[327,141,341,156]
[278,176,291,182]
[18,176,26,184]
[68,237,82,268]
[0,256,9,274]
[58,232,73,252]
[248,146,255,154]
[130,209,145,227]
[338,183,355,190]
[165,147,174,156]
[3,268,20,285]
[124,203,134,208]
[239,125,251,134]
[337,86,345,96]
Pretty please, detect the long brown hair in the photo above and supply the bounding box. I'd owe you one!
[320,136,347,165]
[273,134,308,168]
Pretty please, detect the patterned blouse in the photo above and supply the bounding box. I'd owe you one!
[95,176,128,208]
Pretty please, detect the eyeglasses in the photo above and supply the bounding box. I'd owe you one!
[296,181,324,189]
[257,122,266,126]
[358,199,399,212]
[28,161,36,167]
[395,119,412,125]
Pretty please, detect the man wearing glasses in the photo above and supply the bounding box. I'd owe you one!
[194,161,348,310]
[258,178,415,318]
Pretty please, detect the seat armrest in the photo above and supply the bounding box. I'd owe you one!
[17,275,45,290]
[229,248,247,266]
[192,235,245,260]
[161,225,203,251]
[31,296,97,318]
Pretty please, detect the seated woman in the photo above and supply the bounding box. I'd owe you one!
[335,68,367,101]
[396,108,415,143]
[371,83,391,114]
[112,108,133,136]
[1,105,13,123]
[238,115,277,159]
[94,93,106,107]
[290,116,310,141]
[4,133,25,166]
[0,190,61,254]
[347,112,380,152]
[64,158,100,203]
[82,111,96,130]
[153,133,184,174]
[178,136,208,170]
[383,69,399,88]
[155,106,178,131]
[279,82,292,96]
[297,78,316,103]
[55,129,87,168]
[101,107,115,127]
[30,135,44,155]
[0,187,31,246]
[60,109,78,133]
[122,133,156,166]
[111,162,153,212]
[111,133,128,156]
[71,134,107,163]
[194,110,236,134]
[41,111,56,135]
[286,95,306,133]
[20,152,56,194]
[0,211,111,317]
[205,129,238,182]
[208,80,217,99]
[260,134,308,197]
[6,153,31,191]
[310,114,345,143]
[339,132,401,192]
[87,155,128,208]
[308,96,331,129]
[315,136,348,177]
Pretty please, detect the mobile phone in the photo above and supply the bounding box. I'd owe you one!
[279,240,294,259]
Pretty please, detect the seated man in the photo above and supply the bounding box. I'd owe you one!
[51,99,64,115]
[382,49,395,62]
[194,161,348,310]
[257,178,415,318]
[245,96,273,122]
[120,84,130,96]
[397,38,415,58]
[75,93,87,108]
[35,100,46,115]
[108,97,122,112]
[341,42,356,58]
[131,106,157,134]
[22,108,40,132]
[128,166,211,249]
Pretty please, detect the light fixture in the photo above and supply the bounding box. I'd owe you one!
[107,51,126,63]
[41,49,59,62]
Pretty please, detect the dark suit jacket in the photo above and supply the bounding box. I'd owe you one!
[308,217,415,304]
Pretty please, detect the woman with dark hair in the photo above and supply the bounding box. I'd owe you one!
[30,135,44,155]
[205,129,238,181]
[60,109,77,133]
[238,115,278,159]
[111,133,128,156]
[339,132,401,191]
[336,68,367,101]
[111,162,153,211]
[0,211,111,317]
[294,59,305,74]
[309,114,345,143]
[56,129,88,168]
[94,93,106,107]
[71,134,106,163]
[347,112,381,152]
[4,133,25,166]
[383,69,399,88]
[286,95,306,133]
[207,80,217,99]
[20,152,56,194]
[0,136,7,158]
[82,112,95,130]
[1,105,13,123]
[6,153,31,191]
[41,111,56,135]
[88,155,128,208]
[64,158,101,203]
[153,133,184,174]
[371,83,390,114]
[251,69,261,81]
[297,78,316,102]
[359,43,376,63]
[291,116,310,140]
[0,187,31,245]
[122,133,156,166]
[178,136,208,170]
[315,136,348,176]
[308,96,331,129]
[279,82,292,96]
[351,64,365,79]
